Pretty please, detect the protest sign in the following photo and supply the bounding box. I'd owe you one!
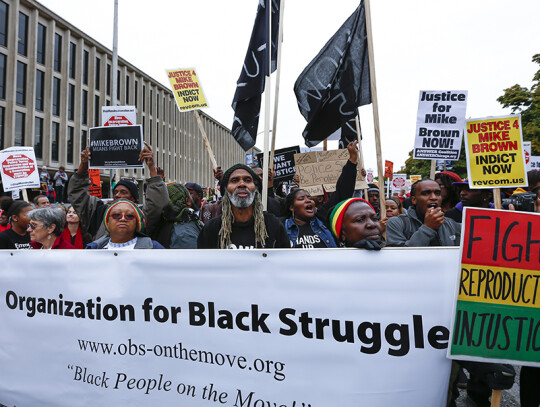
[414,90,467,160]
[294,149,368,195]
[530,156,540,170]
[449,208,540,366]
[167,68,208,112]
[89,126,143,169]
[465,115,527,189]
[0,147,40,192]
[410,175,422,185]
[256,146,300,182]
[523,141,531,171]
[0,248,456,407]
[102,106,137,126]
[366,169,374,183]
[88,169,102,198]
[391,174,406,193]
[384,160,393,179]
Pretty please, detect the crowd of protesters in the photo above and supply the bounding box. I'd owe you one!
[1,143,540,406]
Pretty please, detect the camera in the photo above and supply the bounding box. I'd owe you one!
[502,192,536,212]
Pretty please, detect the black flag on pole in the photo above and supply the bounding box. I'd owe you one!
[294,1,371,148]
[231,0,280,151]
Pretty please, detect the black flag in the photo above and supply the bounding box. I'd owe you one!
[294,1,371,147]
[231,0,280,151]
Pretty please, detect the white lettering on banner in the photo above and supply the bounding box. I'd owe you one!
[0,248,457,406]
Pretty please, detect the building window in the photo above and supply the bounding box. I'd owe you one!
[150,89,153,115]
[68,84,75,121]
[143,85,146,112]
[35,69,44,111]
[0,106,4,149]
[67,126,74,164]
[51,122,59,161]
[81,129,87,150]
[142,116,145,142]
[17,12,28,56]
[52,77,61,116]
[0,1,7,47]
[16,61,26,105]
[34,117,43,159]
[95,57,100,90]
[156,125,159,148]
[69,42,76,79]
[37,24,46,64]
[116,70,120,100]
[149,119,152,144]
[82,89,88,125]
[106,63,111,95]
[134,80,138,108]
[54,33,62,72]
[0,53,6,99]
[83,50,89,85]
[14,112,25,146]
[125,75,130,103]
[94,95,100,127]
[156,94,159,118]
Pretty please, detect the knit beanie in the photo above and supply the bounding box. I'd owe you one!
[220,164,262,194]
[328,198,375,239]
[114,180,139,202]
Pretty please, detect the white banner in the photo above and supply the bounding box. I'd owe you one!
[414,90,468,160]
[0,146,40,191]
[101,105,137,126]
[530,156,540,170]
[0,248,458,407]
[523,141,531,171]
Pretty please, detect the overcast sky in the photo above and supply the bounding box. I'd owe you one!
[39,0,540,174]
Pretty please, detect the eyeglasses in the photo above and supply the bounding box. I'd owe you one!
[110,213,136,221]
[27,222,40,230]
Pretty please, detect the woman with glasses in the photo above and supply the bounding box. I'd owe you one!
[27,207,75,249]
[86,199,164,249]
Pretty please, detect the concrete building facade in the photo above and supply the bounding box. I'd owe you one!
[0,0,256,196]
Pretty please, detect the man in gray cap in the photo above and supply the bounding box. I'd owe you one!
[197,164,288,249]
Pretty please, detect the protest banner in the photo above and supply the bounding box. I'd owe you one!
[414,90,468,160]
[523,141,531,171]
[449,207,540,367]
[530,156,540,170]
[89,126,143,169]
[366,169,374,183]
[0,147,40,192]
[391,174,406,193]
[256,146,300,182]
[0,248,457,407]
[88,169,102,198]
[465,115,527,189]
[294,149,368,195]
[101,106,137,126]
[384,160,393,179]
[410,175,422,185]
[167,68,208,112]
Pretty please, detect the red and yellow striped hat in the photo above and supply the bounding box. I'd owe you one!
[329,198,374,239]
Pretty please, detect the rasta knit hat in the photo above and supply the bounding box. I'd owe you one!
[219,164,262,194]
[328,198,374,240]
[114,180,139,202]
[104,199,145,233]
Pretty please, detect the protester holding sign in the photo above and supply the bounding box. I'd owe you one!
[0,198,33,249]
[86,200,163,249]
[68,143,167,241]
[27,207,74,250]
[197,164,289,249]
[386,179,461,247]
[328,198,383,249]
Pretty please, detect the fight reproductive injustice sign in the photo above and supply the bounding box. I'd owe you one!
[414,90,468,160]
[89,126,143,169]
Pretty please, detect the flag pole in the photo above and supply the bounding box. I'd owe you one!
[262,0,272,211]
[364,0,386,219]
[269,0,285,166]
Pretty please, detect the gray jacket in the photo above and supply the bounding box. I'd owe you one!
[86,235,163,249]
[67,171,168,241]
[386,207,461,247]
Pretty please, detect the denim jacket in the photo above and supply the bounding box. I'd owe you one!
[284,216,338,248]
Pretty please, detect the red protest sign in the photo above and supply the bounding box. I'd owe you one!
[384,160,393,179]
[2,154,36,179]
[104,116,133,126]
[88,169,102,198]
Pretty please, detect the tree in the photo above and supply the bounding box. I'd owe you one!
[399,142,468,178]
[497,53,540,155]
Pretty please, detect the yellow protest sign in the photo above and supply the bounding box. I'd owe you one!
[465,115,527,189]
[166,68,208,112]
[410,175,422,185]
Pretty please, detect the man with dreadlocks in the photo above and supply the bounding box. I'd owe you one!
[197,164,289,249]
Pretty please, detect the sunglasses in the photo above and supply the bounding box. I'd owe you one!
[110,213,136,221]
[27,222,40,230]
